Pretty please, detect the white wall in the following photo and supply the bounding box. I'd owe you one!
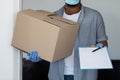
[22,0,64,11]
[0,0,21,80]
[22,0,120,60]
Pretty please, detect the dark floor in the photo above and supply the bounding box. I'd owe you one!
[23,59,120,80]
[23,58,49,80]
[97,60,120,80]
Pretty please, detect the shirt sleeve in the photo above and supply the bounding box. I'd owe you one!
[96,13,108,42]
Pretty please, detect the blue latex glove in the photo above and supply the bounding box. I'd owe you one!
[27,51,42,62]
[96,43,104,48]
[92,43,105,52]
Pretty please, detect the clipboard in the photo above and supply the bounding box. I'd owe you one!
[78,47,113,69]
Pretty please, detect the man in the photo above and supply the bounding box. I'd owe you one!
[28,0,108,80]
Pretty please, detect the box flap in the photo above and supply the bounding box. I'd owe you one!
[37,10,76,24]
[18,9,78,27]
[47,14,76,25]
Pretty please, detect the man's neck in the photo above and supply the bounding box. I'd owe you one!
[64,3,82,15]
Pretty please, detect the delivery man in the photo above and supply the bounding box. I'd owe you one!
[28,0,108,80]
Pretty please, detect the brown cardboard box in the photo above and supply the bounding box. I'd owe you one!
[12,9,79,62]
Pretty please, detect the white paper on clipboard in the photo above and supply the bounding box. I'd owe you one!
[78,47,113,69]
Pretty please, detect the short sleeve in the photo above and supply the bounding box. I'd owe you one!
[96,13,108,42]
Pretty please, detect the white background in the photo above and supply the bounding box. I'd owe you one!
[23,0,120,60]
[0,0,21,80]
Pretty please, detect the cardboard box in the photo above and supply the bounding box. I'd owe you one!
[12,9,79,62]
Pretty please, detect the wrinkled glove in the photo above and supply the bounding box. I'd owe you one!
[92,43,105,52]
[27,51,42,62]
[96,43,104,48]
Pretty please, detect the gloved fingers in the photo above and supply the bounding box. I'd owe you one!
[27,51,41,62]
[29,52,34,59]
[31,57,41,62]
[35,51,39,59]
[31,51,37,60]
[28,51,37,59]
[96,43,104,48]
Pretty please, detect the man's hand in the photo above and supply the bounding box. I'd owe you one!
[28,51,42,62]
[96,43,104,48]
